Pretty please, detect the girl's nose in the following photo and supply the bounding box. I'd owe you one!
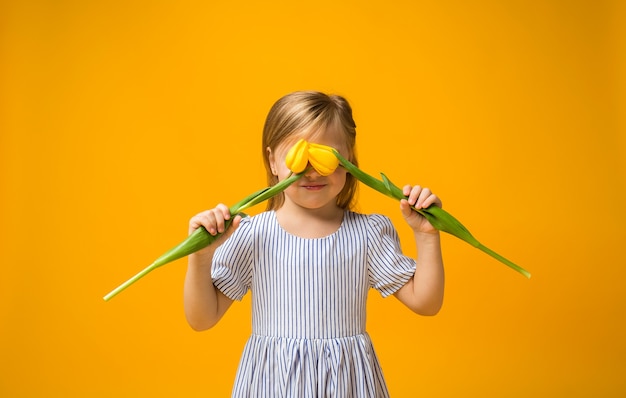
[304,163,320,178]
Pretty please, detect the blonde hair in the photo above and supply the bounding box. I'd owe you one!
[262,91,359,210]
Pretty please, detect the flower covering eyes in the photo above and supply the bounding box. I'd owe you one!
[105,139,529,300]
[284,139,340,176]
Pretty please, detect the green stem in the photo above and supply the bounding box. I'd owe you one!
[103,262,159,301]
[334,149,531,279]
[477,243,532,279]
[103,171,305,301]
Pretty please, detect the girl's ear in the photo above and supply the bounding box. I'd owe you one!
[267,147,278,175]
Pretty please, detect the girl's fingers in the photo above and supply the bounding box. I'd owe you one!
[195,212,218,235]
[220,214,242,241]
[189,204,232,235]
[423,193,442,209]
[215,203,231,220]
[420,188,442,208]
[403,184,421,207]
[414,187,429,208]
[213,204,232,234]
[399,198,412,217]
[402,185,441,209]
[188,213,209,232]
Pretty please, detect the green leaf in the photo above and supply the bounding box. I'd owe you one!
[380,172,406,200]
[334,150,531,279]
[333,150,390,197]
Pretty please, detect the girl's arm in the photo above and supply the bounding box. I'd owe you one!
[183,204,239,331]
[393,185,445,316]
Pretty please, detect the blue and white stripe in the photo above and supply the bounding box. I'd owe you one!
[212,211,416,397]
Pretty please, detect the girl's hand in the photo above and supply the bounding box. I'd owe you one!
[399,185,442,234]
[188,204,241,249]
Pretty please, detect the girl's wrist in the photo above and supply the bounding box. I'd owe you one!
[188,249,214,269]
[413,230,441,245]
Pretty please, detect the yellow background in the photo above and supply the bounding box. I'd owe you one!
[2,1,625,396]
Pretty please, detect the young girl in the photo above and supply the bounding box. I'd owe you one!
[184,91,444,397]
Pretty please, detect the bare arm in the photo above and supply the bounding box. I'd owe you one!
[183,204,240,331]
[393,185,445,316]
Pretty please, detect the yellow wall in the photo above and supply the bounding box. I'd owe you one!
[2,1,625,396]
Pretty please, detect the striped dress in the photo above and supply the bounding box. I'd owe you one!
[212,211,416,397]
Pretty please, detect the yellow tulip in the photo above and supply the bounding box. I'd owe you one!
[308,143,340,176]
[284,139,309,174]
[284,139,339,176]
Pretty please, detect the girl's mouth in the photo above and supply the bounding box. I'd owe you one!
[302,184,325,191]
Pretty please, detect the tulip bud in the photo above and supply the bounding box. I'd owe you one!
[308,143,340,176]
[285,140,340,176]
[284,139,309,174]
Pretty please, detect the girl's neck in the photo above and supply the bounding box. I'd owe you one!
[274,201,345,239]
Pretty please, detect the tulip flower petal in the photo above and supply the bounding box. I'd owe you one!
[285,140,340,176]
[308,144,339,176]
[285,139,309,174]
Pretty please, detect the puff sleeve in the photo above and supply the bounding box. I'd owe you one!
[211,216,254,301]
[366,214,416,297]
